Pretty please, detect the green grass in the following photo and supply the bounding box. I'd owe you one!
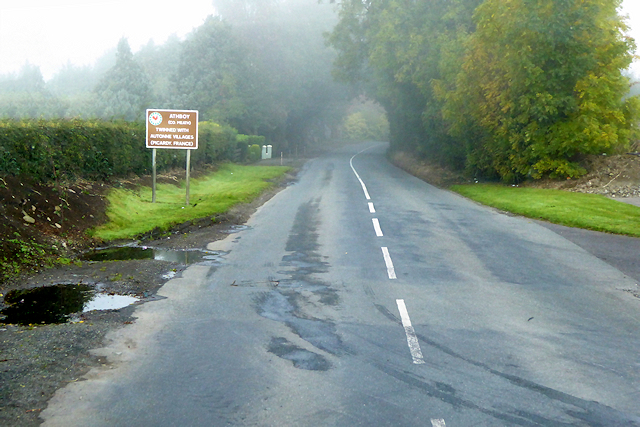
[91,163,290,241]
[450,184,640,237]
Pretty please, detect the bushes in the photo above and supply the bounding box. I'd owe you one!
[248,144,262,162]
[239,135,267,162]
[0,118,266,182]
[193,121,239,165]
[237,134,266,147]
[0,119,147,181]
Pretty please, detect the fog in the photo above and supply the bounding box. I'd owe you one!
[0,0,636,151]
[0,0,354,149]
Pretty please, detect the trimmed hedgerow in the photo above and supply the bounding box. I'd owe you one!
[0,118,250,182]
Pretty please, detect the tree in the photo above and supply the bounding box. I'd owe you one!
[48,62,98,96]
[330,0,639,181]
[94,38,152,121]
[445,0,639,180]
[328,0,481,164]
[217,0,346,147]
[171,17,252,126]
[135,35,183,106]
[0,63,65,119]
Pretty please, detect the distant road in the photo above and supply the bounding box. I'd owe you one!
[43,142,640,426]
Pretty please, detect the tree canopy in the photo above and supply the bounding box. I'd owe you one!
[94,38,152,121]
[328,0,640,181]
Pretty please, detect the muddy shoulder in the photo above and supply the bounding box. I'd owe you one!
[0,169,298,427]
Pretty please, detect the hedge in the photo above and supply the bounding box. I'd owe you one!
[0,118,252,182]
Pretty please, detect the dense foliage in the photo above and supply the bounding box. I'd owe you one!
[342,100,389,141]
[328,0,640,181]
[0,119,245,182]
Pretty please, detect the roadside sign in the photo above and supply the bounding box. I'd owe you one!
[146,108,199,204]
[146,109,199,150]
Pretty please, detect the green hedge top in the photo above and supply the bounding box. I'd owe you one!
[0,118,253,182]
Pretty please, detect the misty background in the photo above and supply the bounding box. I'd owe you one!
[0,0,637,173]
[0,0,389,151]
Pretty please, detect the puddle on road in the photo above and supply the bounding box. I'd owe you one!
[81,246,155,261]
[84,293,139,312]
[254,198,347,369]
[1,284,140,325]
[268,337,331,371]
[223,225,251,234]
[1,246,229,324]
[2,245,229,325]
[256,291,346,357]
[81,246,222,264]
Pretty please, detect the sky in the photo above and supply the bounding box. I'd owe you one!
[0,0,639,81]
[0,0,215,80]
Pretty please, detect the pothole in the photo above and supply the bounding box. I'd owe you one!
[0,284,140,325]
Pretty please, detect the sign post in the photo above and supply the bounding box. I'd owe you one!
[146,109,199,205]
[152,148,157,203]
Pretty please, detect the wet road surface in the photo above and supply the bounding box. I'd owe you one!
[43,142,640,426]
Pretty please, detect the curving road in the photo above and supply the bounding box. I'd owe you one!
[43,142,640,426]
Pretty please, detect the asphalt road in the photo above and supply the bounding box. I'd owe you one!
[43,142,640,426]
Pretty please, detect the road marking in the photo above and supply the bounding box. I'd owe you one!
[349,145,378,200]
[396,299,425,364]
[372,218,383,236]
[381,247,396,279]
[368,202,376,213]
[431,419,446,427]
[349,154,371,200]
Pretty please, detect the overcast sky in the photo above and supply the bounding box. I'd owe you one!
[0,0,639,81]
[0,0,214,80]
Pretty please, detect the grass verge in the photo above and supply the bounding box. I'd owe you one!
[450,184,640,237]
[91,163,291,241]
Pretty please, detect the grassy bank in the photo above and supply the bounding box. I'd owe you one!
[450,184,640,238]
[92,163,290,241]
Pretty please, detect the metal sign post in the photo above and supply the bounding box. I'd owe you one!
[152,148,157,203]
[186,150,191,205]
[145,109,199,204]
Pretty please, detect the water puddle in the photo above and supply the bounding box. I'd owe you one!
[81,246,155,261]
[1,284,140,325]
[81,246,221,264]
[267,337,331,371]
[255,291,346,356]
[253,199,347,369]
[84,293,139,312]
[223,225,251,234]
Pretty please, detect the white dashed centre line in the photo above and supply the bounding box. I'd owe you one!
[396,299,425,364]
[372,218,383,237]
[381,247,396,279]
[368,202,376,213]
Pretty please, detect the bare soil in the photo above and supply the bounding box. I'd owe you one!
[389,148,640,199]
